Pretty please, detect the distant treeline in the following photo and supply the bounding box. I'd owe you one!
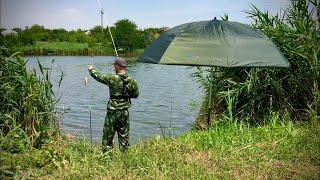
[0,19,164,56]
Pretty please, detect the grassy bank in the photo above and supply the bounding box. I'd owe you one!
[11,41,144,57]
[1,119,319,179]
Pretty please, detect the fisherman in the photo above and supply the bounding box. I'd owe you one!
[88,57,139,152]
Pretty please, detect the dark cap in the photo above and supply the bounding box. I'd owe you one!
[114,57,127,67]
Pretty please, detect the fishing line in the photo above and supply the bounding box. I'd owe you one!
[88,105,93,145]
[85,0,118,145]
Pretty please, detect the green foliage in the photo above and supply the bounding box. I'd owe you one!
[1,120,319,179]
[1,19,160,56]
[141,28,161,48]
[0,126,30,153]
[194,0,320,125]
[114,19,141,54]
[11,41,112,56]
[0,47,59,152]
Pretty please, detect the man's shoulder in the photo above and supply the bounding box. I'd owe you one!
[108,74,123,83]
[117,73,136,80]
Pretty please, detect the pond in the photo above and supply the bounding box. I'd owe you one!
[26,56,203,144]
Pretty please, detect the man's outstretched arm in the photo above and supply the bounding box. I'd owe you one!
[88,65,111,85]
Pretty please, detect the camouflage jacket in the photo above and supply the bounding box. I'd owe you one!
[89,69,139,110]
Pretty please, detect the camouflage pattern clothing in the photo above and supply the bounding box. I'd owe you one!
[89,69,139,152]
[89,69,139,110]
[103,109,129,152]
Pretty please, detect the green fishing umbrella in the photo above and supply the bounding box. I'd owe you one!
[138,18,289,67]
[138,18,290,125]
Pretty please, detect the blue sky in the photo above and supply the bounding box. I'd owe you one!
[1,0,289,30]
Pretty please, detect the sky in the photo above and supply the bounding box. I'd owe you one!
[0,0,290,30]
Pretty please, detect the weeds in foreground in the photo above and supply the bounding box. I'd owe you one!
[1,119,319,179]
[0,47,61,152]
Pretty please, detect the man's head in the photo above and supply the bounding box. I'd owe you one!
[113,57,127,73]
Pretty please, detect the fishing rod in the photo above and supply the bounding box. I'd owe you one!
[97,0,118,57]
[84,0,120,145]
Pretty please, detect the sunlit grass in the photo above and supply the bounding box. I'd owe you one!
[1,119,319,179]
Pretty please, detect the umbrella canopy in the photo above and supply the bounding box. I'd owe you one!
[138,18,290,67]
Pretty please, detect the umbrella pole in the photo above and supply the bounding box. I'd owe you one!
[207,68,214,127]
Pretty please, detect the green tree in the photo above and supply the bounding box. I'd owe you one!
[114,19,140,54]
[50,28,68,42]
[141,28,159,48]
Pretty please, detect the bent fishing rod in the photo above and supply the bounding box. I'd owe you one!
[84,0,119,145]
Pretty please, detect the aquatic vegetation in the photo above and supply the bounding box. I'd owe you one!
[0,47,60,152]
[194,0,320,125]
[9,41,143,56]
[11,41,115,56]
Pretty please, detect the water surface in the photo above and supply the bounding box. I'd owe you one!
[26,56,203,144]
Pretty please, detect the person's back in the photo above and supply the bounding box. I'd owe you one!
[88,57,139,152]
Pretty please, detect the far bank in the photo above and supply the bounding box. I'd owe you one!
[11,41,144,57]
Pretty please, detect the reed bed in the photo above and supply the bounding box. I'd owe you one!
[194,0,319,126]
[0,46,60,152]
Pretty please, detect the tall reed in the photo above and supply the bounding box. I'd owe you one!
[0,46,60,152]
[194,0,319,126]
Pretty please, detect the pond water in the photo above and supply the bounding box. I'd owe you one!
[26,56,203,144]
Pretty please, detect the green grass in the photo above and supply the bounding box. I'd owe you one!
[1,120,319,179]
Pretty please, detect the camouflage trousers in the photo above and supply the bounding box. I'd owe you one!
[102,109,130,153]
